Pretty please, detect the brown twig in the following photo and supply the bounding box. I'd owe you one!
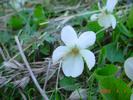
[43,59,51,90]
[55,61,62,90]
[0,32,47,69]
[0,47,6,61]
[15,36,49,100]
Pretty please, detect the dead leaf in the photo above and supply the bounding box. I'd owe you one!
[68,89,87,100]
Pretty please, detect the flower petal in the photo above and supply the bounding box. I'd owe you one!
[62,55,84,77]
[52,46,69,64]
[98,14,116,29]
[106,0,118,13]
[77,31,96,49]
[10,0,26,9]
[124,57,133,81]
[61,25,78,46]
[130,94,133,100]
[80,50,95,70]
[110,15,117,29]
[90,14,99,21]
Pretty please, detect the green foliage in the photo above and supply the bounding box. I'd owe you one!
[59,77,80,91]
[0,32,11,43]
[98,47,106,65]
[0,0,133,99]
[7,15,24,30]
[97,41,126,65]
[40,43,51,55]
[95,65,132,100]
[104,43,124,63]
[33,4,46,25]
[127,7,133,29]
[88,22,101,31]
[117,23,133,38]
[44,34,56,43]
[50,91,64,100]
[87,21,104,41]
[0,84,21,99]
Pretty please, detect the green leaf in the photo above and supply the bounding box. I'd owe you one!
[0,32,11,43]
[117,23,133,38]
[50,91,62,100]
[98,47,106,65]
[95,65,132,100]
[7,15,24,29]
[88,21,102,32]
[87,21,104,41]
[126,7,133,29]
[44,34,56,43]
[59,77,80,91]
[33,4,46,25]
[40,43,50,55]
[104,43,124,63]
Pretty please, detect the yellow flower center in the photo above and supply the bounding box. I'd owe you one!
[69,47,79,56]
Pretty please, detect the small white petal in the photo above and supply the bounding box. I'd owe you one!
[10,0,26,9]
[90,14,99,21]
[110,15,117,29]
[61,25,78,46]
[106,0,118,13]
[124,57,133,81]
[62,55,84,77]
[80,50,95,70]
[52,46,69,64]
[98,14,110,28]
[98,14,116,29]
[130,94,133,100]
[77,31,96,49]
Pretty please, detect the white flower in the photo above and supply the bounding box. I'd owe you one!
[52,26,96,77]
[90,0,118,29]
[131,94,133,100]
[124,57,133,81]
[124,57,133,100]
[10,0,27,9]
